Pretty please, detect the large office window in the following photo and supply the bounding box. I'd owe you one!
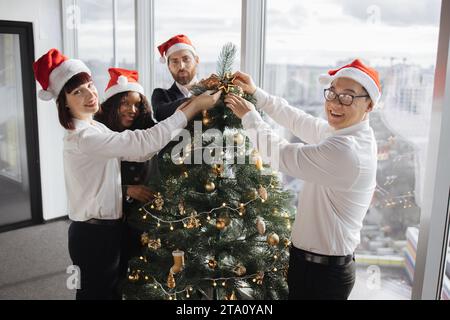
[75,0,135,99]
[264,0,441,299]
[0,21,42,231]
[154,0,241,90]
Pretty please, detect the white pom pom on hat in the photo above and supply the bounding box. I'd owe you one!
[103,68,145,102]
[38,89,55,101]
[117,75,129,86]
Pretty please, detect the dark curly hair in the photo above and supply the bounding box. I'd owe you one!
[95,91,155,132]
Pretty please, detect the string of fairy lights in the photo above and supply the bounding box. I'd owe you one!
[138,177,289,229]
[131,249,289,300]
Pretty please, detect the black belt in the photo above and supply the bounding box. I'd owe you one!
[83,218,123,226]
[291,246,354,266]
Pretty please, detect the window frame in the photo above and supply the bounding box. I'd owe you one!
[0,20,43,232]
[412,0,450,300]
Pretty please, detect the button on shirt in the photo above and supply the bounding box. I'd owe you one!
[63,111,187,222]
[241,88,377,256]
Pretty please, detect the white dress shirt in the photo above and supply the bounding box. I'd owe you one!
[175,77,198,98]
[241,88,377,256]
[63,110,187,222]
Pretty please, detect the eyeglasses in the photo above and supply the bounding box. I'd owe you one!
[324,88,369,106]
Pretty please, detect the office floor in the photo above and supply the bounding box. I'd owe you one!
[0,220,410,300]
[0,220,74,300]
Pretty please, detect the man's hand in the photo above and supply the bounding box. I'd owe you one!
[232,71,257,95]
[126,185,155,203]
[224,93,256,119]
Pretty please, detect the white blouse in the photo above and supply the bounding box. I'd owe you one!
[242,88,377,256]
[63,110,187,222]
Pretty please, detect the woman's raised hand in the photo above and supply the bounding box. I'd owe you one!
[224,93,256,119]
[232,71,257,95]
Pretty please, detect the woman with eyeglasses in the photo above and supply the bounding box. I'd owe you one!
[33,49,221,300]
[225,59,379,300]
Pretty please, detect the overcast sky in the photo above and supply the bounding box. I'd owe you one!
[76,0,441,68]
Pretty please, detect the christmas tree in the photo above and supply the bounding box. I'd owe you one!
[123,43,294,300]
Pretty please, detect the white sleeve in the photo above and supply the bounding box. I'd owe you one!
[254,88,332,144]
[242,110,359,189]
[78,110,187,162]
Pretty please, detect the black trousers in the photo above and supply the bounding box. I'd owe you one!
[118,223,142,279]
[287,247,356,300]
[68,221,123,300]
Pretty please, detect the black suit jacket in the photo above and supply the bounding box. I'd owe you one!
[151,82,189,121]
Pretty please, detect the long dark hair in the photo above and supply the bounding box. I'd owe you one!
[95,91,155,132]
[56,72,92,130]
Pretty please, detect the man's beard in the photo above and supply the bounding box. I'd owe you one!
[171,69,196,85]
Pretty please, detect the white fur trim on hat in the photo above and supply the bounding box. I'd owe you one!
[103,82,145,102]
[161,43,196,64]
[319,67,381,105]
[38,89,56,101]
[44,59,91,100]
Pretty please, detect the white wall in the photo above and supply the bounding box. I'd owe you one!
[0,0,68,220]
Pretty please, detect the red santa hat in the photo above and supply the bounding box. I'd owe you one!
[33,48,91,101]
[104,68,145,101]
[157,34,196,64]
[319,59,381,105]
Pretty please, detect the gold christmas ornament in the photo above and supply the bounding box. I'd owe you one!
[178,201,185,215]
[216,218,226,230]
[186,211,201,229]
[212,164,224,177]
[239,205,246,216]
[207,258,218,269]
[233,133,245,145]
[258,186,268,201]
[218,72,237,94]
[202,116,211,126]
[255,157,263,170]
[140,232,150,246]
[153,192,164,211]
[167,272,176,289]
[216,213,230,230]
[205,181,216,193]
[170,249,185,274]
[256,217,266,235]
[199,74,221,90]
[233,264,247,276]
[251,150,263,170]
[283,239,291,248]
[128,270,139,282]
[148,238,161,250]
[267,232,280,246]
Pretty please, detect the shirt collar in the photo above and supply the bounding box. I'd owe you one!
[333,120,370,136]
[175,76,198,98]
[72,118,93,130]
